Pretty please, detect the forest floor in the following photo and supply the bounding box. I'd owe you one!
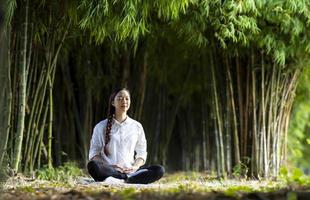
[1,171,310,200]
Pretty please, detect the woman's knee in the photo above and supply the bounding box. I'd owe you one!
[88,160,110,181]
[152,165,165,178]
[87,160,102,181]
[87,160,98,173]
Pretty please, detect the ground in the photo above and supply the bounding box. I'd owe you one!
[1,172,310,200]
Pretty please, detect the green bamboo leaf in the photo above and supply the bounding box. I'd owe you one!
[286,0,297,12]
[274,49,286,66]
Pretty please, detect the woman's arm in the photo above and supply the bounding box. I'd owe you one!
[89,124,104,160]
[123,124,147,174]
[133,157,145,169]
[134,124,147,163]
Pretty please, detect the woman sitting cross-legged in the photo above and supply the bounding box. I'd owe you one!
[87,88,165,184]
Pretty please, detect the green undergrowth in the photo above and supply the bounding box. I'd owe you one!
[159,171,215,183]
[36,162,84,183]
[279,167,310,186]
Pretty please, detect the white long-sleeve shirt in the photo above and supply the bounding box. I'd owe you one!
[88,116,147,168]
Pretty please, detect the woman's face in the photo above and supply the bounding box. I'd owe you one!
[112,90,131,113]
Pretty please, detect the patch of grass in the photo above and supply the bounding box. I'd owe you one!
[19,186,36,193]
[260,181,284,192]
[279,167,310,186]
[224,185,254,198]
[160,171,214,183]
[118,188,137,200]
[36,162,84,183]
[232,160,249,178]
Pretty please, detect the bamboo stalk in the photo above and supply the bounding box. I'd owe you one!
[268,64,276,177]
[24,55,45,169]
[47,22,71,167]
[13,0,29,171]
[280,69,300,168]
[26,34,56,170]
[263,65,272,177]
[235,51,244,160]
[281,92,295,168]
[244,61,250,159]
[261,52,268,178]
[85,92,93,165]
[226,54,240,166]
[0,27,12,167]
[26,50,34,99]
[47,70,53,168]
[251,49,259,177]
[24,67,47,171]
[225,68,232,175]
[202,110,207,170]
[10,34,19,162]
[3,92,12,166]
[25,24,33,95]
[213,108,221,176]
[210,49,225,177]
[33,101,49,170]
[27,21,70,171]
[276,74,289,174]
[272,67,281,177]
[200,55,210,171]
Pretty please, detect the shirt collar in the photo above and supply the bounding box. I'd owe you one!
[113,115,131,126]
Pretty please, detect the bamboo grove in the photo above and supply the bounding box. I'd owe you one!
[0,0,310,179]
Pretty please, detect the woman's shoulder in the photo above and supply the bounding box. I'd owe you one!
[127,117,143,129]
[93,119,108,130]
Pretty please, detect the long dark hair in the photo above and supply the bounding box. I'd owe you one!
[104,88,130,156]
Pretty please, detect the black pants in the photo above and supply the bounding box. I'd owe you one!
[87,160,165,184]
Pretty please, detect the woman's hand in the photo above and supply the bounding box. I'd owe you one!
[122,166,139,174]
[111,164,125,173]
[111,164,138,174]
[121,157,144,174]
